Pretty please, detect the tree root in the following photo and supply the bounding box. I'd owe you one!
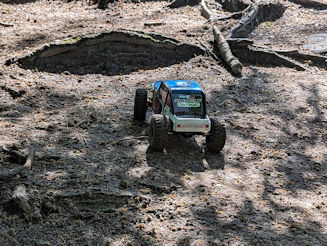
[227,39,308,70]
[11,185,42,223]
[288,0,327,9]
[268,49,327,69]
[97,0,113,9]
[0,146,35,180]
[168,0,200,8]
[228,0,286,38]
[221,0,252,12]
[214,11,245,21]
[6,30,205,76]
[226,39,327,69]
[1,144,26,164]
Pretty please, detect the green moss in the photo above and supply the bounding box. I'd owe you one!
[60,36,83,45]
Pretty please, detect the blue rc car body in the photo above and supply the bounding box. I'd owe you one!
[134,80,226,152]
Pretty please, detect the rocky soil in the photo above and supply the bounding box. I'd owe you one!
[0,0,327,245]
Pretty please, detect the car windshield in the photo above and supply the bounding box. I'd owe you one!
[172,91,204,118]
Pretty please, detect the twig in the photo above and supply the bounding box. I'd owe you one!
[144,22,165,27]
[288,0,327,9]
[215,11,243,21]
[200,0,243,75]
[0,22,13,27]
[23,149,35,169]
[112,136,147,145]
[195,37,220,61]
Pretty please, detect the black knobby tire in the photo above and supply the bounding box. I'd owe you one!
[148,114,168,151]
[134,88,148,121]
[206,118,226,153]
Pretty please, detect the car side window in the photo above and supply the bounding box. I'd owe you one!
[159,84,168,104]
[166,93,173,112]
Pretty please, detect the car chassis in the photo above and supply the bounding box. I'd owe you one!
[134,80,226,152]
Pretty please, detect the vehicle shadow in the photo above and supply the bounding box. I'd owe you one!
[146,135,225,175]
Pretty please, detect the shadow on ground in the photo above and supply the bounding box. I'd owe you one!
[1,63,326,244]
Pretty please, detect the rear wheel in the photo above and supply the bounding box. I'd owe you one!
[134,88,148,121]
[206,118,226,153]
[149,114,168,151]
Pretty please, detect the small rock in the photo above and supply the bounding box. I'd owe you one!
[303,33,327,54]
[37,240,51,246]
[7,228,15,236]
[119,180,128,190]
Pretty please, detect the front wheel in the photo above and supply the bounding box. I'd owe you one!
[148,114,168,151]
[206,118,226,153]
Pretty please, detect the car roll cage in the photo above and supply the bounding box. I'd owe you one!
[157,81,208,117]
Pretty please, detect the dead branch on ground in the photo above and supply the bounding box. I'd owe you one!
[201,0,243,75]
[213,27,243,74]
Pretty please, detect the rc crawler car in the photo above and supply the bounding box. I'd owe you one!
[134,80,226,153]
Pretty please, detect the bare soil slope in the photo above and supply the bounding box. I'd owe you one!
[0,0,327,245]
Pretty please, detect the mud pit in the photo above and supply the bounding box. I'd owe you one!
[1,0,327,245]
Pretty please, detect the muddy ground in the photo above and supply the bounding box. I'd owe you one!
[0,0,327,245]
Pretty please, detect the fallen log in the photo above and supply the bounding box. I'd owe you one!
[213,27,243,75]
[288,0,327,9]
[201,0,243,75]
[201,0,214,20]
[228,0,285,38]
